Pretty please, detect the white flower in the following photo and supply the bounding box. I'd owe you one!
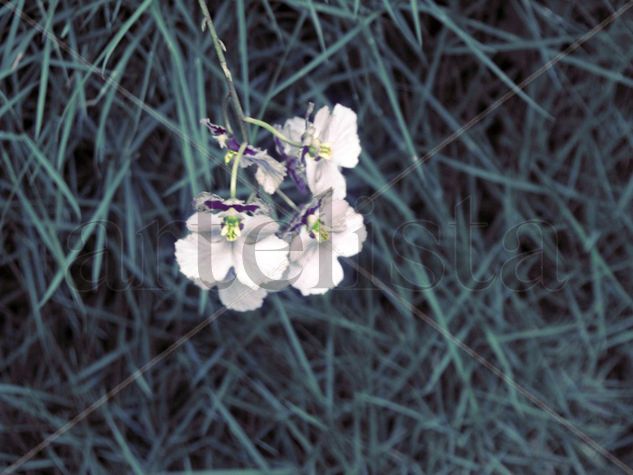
[201,119,286,194]
[286,190,367,295]
[175,194,289,311]
[280,104,361,199]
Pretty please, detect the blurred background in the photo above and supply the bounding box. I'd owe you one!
[1,0,633,473]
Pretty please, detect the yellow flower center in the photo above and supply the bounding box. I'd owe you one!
[307,138,332,160]
[224,150,238,164]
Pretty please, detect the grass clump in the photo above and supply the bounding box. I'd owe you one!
[1,0,633,473]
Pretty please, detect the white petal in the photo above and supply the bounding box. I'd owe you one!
[282,117,306,155]
[252,154,286,194]
[255,167,280,194]
[241,214,280,240]
[241,150,287,194]
[330,255,345,289]
[330,201,367,257]
[318,198,348,232]
[175,233,234,285]
[209,238,235,282]
[326,104,361,168]
[312,106,332,135]
[186,212,222,235]
[233,234,289,289]
[255,234,290,281]
[288,235,344,295]
[288,227,315,260]
[305,159,347,199]
[283,116,306,140]
[331,227,366,258]
[218,277,268,312]
[287,261,324,296]
[175,234,210,284]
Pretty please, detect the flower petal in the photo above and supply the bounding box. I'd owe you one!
[257,234,290,281]
[208,238,235,282]
[255,165,283,194]
[218,277,268,312]
[331,226,366,258]
[241,214,280,240]
[305,159,347,199]
[241,151,286,194]
[233,233,289,289]
[175,232,234,285]
[281,117,306,158]
[312,106,331,135]
[288,235,343,295]
[200,119,227,137]
[316,197,345,231]
[289,227,318,263]
[327,104,361,168]
[283,116,307,144]
[186,212,223,236]
[326,200,367,257]
[175,234,211,284]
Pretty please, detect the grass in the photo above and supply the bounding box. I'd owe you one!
[2,0,633,473]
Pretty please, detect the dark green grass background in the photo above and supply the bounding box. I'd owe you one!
[2,0,633,473]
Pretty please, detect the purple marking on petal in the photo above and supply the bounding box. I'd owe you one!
[203,199,260,214]
[224,135,257,155]
[202,120,227,137]
[277,142,308,194]
[288,215,305,233]
[226,136,241,152]
[204,199,231,211]
[288,223,301,233]
[274,136,285,156]
[233,203,260,213]
[287,157,308,194]
[302,202,320,224]
[288,200,321,233]
[203,120,257,156]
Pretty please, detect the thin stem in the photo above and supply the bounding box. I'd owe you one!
[221,93,233,134]
[243,116,302,148]
[275,189,300,211]
[198,0,249,143]
[230,142,247,199]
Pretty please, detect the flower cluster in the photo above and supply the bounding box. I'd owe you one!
[176,104,367,311]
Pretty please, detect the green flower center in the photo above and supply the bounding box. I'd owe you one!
[221,214,242,241]
[307,214,329,242]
